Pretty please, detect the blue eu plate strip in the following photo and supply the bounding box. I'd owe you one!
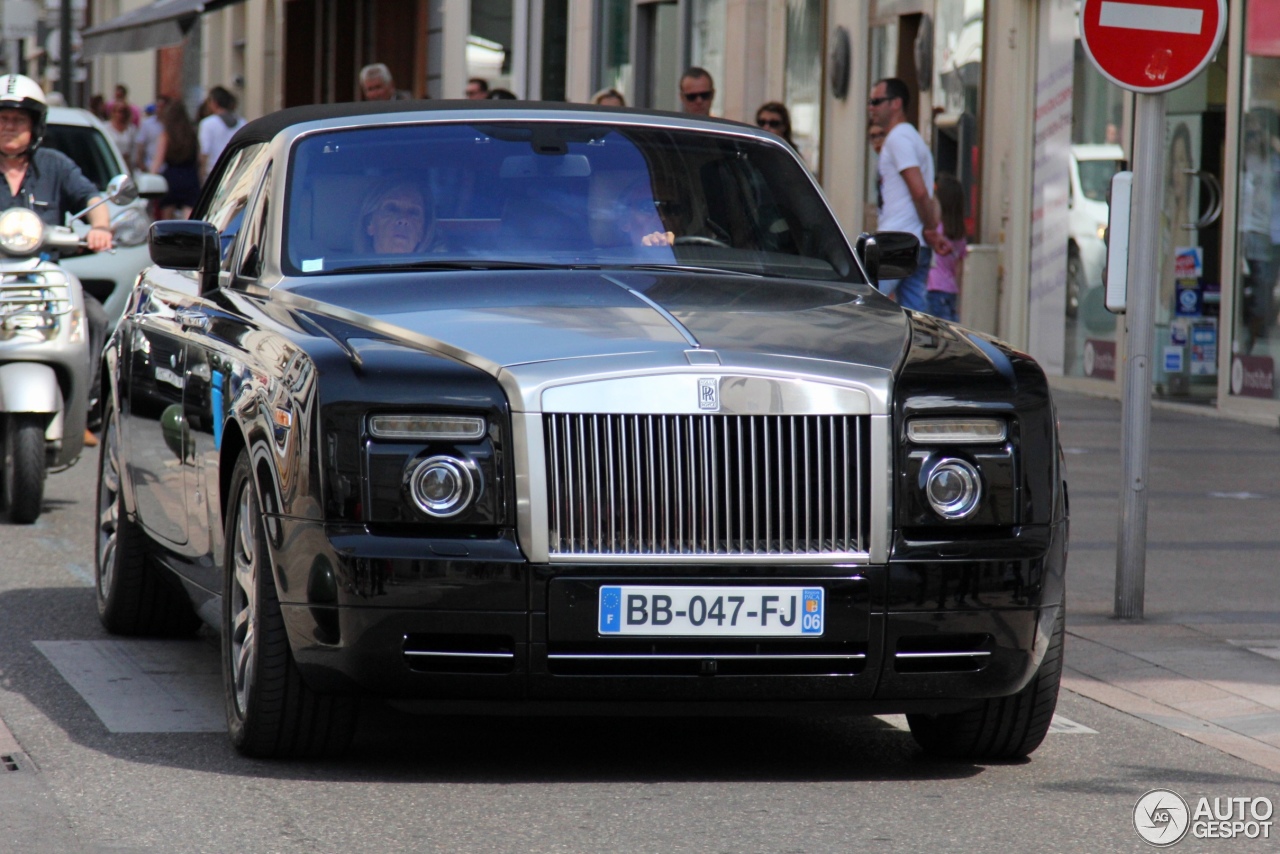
[599,586,622,633]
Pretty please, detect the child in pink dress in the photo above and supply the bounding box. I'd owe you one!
[926,173,968,322]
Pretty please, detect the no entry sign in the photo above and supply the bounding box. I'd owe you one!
[1080,0,1227,93]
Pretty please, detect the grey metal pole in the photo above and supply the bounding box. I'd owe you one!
[1115,91,1166,620]
[59,0,72,105]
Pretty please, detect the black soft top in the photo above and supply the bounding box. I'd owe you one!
[227,99,748,150]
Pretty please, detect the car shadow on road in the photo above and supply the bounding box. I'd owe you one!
[1,586,990,784]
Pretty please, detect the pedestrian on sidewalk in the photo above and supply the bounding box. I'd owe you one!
[867,77,950,311]
[926,173,968,322]
[197,86,246,183]
[679,68,715,117]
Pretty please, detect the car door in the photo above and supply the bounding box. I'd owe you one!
[121,270,197,546]
[178,147,273,586]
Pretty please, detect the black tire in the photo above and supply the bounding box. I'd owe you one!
[5,414,47,524]
[222,450,357,759]
[95,405,201,636]
[908,604,1064,761]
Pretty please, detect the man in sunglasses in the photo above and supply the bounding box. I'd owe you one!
[679,68,715,117]
[867,77,950,312]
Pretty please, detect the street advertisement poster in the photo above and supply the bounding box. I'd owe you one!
[1231,354,1276,398]
[1189,319,1217,376]
[1173,246,1203,316]
[1084,338,1117,380]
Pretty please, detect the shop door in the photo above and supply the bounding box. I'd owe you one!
[1155,50,1227,401]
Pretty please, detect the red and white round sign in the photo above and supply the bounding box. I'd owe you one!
[1080,0,1226,93]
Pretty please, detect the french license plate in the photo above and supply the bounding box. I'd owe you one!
[598,586,824,637]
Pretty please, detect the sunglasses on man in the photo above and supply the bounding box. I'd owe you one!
[868,95,895,106]
[682,90,714,103]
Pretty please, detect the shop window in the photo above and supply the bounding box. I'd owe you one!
[785,0,822,175]
[594,0,632,99]
[932,0,983,239]
[1230,0,1280,401]
[469,0,514,93]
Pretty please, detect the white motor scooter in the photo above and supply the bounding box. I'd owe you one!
[0,174,138,523]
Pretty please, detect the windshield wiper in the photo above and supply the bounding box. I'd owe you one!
[328,260,580,274]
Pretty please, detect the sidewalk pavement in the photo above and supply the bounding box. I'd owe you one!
[1052,385,1280,773]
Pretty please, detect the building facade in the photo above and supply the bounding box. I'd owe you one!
[72,0,1280,421]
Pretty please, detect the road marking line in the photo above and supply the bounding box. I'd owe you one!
[1099,2,1204,34]
[876,713,1095,734]
[34,639,225,733]
[0,714,22,754]
[1049,715,1098,734]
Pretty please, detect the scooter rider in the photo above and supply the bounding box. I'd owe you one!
[0,74,112,447]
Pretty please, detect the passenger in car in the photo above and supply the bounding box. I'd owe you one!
[356,181,435,254]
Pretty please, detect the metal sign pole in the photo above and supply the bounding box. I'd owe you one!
[1115,91,1166,620]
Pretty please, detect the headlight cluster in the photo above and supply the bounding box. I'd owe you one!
[365,412,496,524]
[408,455,480,518]
[0,208,45,255]
[904,417,1014,526]
[923,458,982,519]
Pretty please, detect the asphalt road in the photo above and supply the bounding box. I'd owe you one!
[1,447,1277,853]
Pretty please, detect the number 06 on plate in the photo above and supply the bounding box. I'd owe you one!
[598,586,824,637]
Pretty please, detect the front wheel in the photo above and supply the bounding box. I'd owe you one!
[4,414,47,524]
[907,604,1064,761]
[96,403,200,635]
[222,450,357,759]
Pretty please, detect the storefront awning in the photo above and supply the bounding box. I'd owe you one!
[80,0,243,59]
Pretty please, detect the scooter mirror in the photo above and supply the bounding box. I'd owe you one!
[105,174,139,206]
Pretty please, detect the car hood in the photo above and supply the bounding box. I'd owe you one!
[285,269,909,370]
[280,270,911,414]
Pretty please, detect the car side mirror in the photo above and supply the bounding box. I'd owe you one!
[872,231,919,280]
[106,174,139,206]
[150,220,221,295]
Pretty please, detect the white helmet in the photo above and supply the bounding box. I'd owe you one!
[0,74,47,152]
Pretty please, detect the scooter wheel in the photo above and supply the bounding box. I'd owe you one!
[4,414,46,524]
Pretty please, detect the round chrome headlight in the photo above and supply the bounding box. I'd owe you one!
[925,458,983,520]
[408,455,480,518]
[0,207,45,255]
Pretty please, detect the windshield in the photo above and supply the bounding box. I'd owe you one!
[284,122,856,281]
[1077,158,1122,202]
[44,124,122,191]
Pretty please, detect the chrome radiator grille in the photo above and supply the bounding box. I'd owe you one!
[545,413,872,557]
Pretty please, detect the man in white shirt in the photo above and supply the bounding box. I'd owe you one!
[198,86,247,183]
[868,77,950,311]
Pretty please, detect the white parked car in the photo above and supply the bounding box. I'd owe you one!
[1068,143,1125,318]
[43,106,169,331]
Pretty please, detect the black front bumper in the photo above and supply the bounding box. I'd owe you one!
[277,520,1066,715]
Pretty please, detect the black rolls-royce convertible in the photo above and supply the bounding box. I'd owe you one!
[96,101,1067,760]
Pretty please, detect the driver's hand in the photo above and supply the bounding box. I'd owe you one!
[86,226,114,252]
[641,230,675,247]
